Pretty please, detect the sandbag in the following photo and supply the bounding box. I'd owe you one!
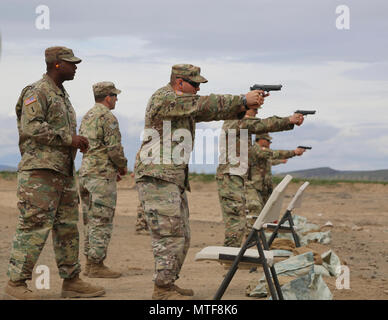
[322,250,342,277]
[279,273,333,300]
[247,252,315,297]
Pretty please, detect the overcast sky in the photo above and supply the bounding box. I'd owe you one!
[0,0,387,172]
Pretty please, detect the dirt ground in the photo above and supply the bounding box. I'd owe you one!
[0,175,387,300]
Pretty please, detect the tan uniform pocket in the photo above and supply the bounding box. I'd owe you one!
[139,180,182,217]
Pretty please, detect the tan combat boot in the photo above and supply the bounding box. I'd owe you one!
[88,261,121,278]
[83,257,91,276]
[61,275,105,298]
[152,284,191,300]
[4,280,40,300]
[173,284,194,296]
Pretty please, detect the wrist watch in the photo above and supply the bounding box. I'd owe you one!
[241,95,249,110]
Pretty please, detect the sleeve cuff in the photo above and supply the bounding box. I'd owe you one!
[237,95,247,119]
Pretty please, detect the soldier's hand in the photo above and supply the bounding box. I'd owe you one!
[79,136,89,152]
[294,148,305,156]
[245,90,269,108]
[281,159,288,163]
[116,174,122,182]
[71,135,89,152]
[289,113,304,126]
[118,167,128,176]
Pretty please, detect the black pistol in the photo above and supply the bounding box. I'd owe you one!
[297,146,312,150]
[250,84,282,92]
[294,110,316,116]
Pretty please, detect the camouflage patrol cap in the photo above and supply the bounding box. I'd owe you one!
[171,64,208,83]
[256,134,272,142]
[45,46,82,64]
[93,81,122,98]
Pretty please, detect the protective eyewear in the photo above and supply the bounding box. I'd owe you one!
[179,78,200,89]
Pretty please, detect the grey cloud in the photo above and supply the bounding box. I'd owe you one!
[274,123,388,171]
[269,123,341,145]
[1,0,387,63]
[342,62,388,81]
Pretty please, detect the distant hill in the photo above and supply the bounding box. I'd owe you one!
[276,167,388,182]
[0,165,17,172]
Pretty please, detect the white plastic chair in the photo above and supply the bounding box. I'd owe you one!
[195,175,293,300]
[265,181,310,247]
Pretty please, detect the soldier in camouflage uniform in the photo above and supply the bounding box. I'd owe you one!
[79,82,128,278]
[4,46,105,300]
[217,109,305,247]
[245,134,305,230]
[135,64,267,299]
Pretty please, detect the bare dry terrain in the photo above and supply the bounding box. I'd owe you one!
[0,175,387,300]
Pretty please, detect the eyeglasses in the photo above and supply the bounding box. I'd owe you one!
[178,78,200,89]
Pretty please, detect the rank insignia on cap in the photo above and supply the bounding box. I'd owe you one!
[24,96,37,106]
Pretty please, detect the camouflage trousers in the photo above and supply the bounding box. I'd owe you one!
[8,169,80,282]
[136,177,190,287]
[135,203,149,232]
[79,176,117,264]
[216,174,246,247]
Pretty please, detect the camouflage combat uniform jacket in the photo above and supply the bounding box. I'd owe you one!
[79,103,127,179]
[134,84,246,191]
[15,74,77,176]
[216,117,294,179]
[249,145,295,193]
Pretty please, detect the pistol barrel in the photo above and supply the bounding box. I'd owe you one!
[295,110,316,115]
[250,84,282,91]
